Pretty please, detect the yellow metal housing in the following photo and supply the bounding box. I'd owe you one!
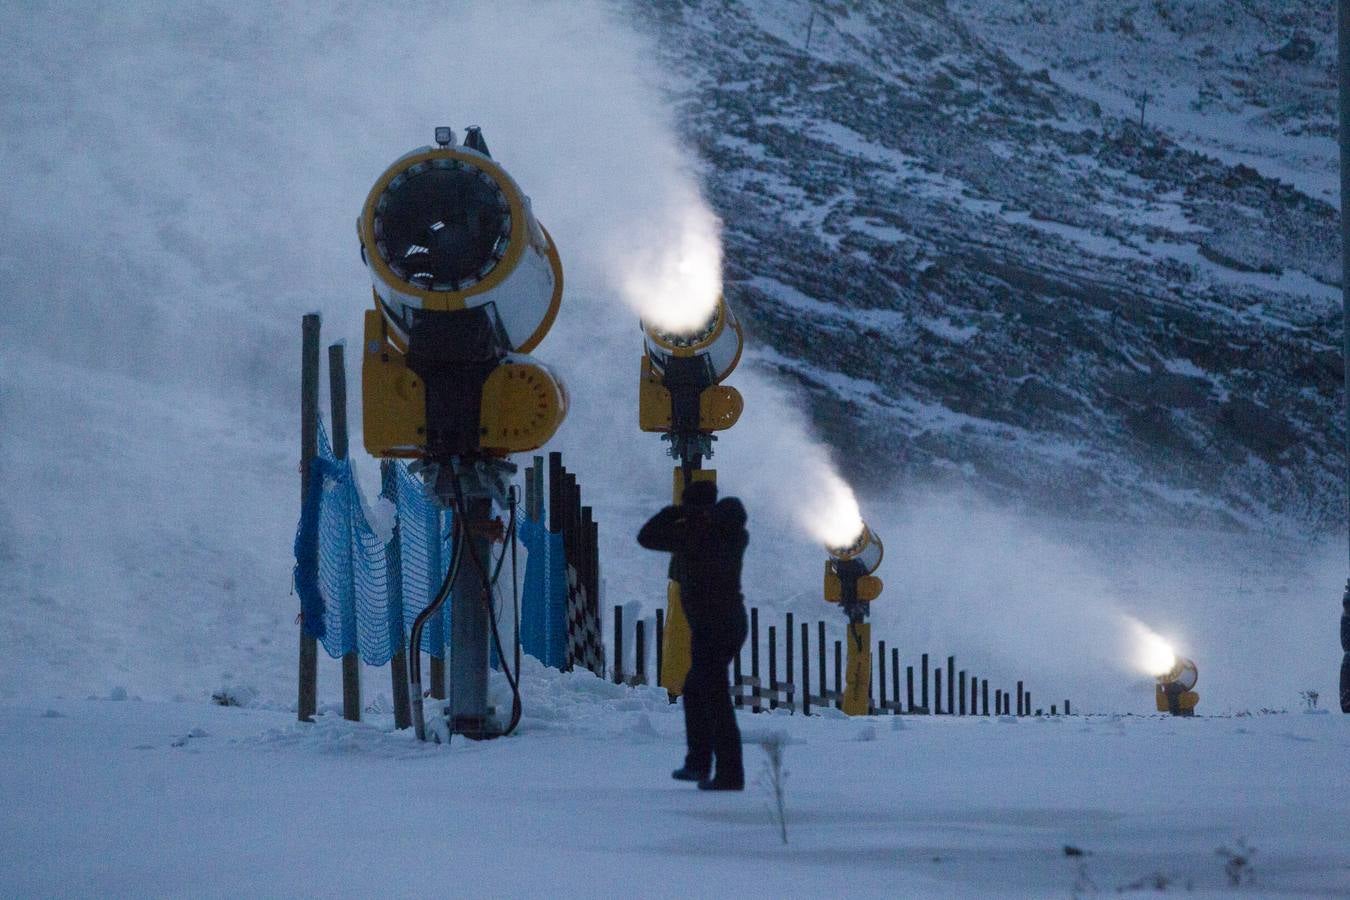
[638,355,744,433]
[479,359,567,454]
[1155,687,1200,713]
[823,561,883,603]
[361,309,426,458]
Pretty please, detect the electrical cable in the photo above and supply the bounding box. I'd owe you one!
[408,512,464,742]
[510,486,521,698]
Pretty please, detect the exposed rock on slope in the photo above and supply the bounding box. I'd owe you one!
[634,0,1341,529]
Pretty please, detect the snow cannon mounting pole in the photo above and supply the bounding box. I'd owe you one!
[640,298,744,700]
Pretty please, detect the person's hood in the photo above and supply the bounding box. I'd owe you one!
[713,497,746,528]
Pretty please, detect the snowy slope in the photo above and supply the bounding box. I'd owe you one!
[3,675,1349,897]
[640,0,1341,529]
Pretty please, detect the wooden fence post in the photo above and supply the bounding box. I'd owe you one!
[298,313,320,723]
[817,621,827,701]
[920,653,929,712]
[613,604,623,684]
[958,670,966,716]
[878,640,887,711]
[935,668,943,715]
[750,607,760,711]
[1065,699,1071,716]
[1017,681,1025,717]
[800,621,810,716]
[947,656,955,716]
[906,665,915,711]
[635,619,646,686]
[785,613,794,712]
[982,679,989,716]
[834,640,842,707]
[768,625,778,710]
[891,648,900,711]
[329,343,361,723]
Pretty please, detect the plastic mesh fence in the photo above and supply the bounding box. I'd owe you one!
[294,417,565,668]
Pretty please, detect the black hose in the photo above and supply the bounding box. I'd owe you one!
[408,513,463,741]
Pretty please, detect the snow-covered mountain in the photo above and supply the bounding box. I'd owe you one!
[634,0,1341,530]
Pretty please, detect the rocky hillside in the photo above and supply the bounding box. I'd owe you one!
[633,0,1341,530]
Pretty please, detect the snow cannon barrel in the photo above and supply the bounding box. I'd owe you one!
[642,297,744,386]
[359,127,566,461]
[357,127,562,352]
[1155,656,1199,716]
[827,524,883,576]
[639,297,744,454]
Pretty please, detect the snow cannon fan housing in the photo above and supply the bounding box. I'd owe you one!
[1154,656,1199,716]
[359,127,566,460]
[824,524,884,614]
[639,296,744,437]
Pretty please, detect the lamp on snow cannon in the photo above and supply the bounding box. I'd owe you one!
[1154,655,1199,717]
[824,525,883,716]
[641,297,745,698]
[358,126,566,742]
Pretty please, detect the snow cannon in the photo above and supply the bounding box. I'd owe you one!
[359,125,566,461]
[357,126,567,743]
[1155,656,1199,717]
[644,297,745,698]
[824,524,884,716]
[639,296,744,476]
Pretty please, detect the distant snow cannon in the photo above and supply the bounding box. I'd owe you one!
[824,524,884,716]
[1154,656,1199,717]
[357,126,567,742]
[359,125,566,460]
[639,296,744,476]
[643,296,745,698]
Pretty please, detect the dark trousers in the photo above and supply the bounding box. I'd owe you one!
[682,610,748,779]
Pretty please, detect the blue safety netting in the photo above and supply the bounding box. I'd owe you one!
[518,514,567,669]
[293,417,569,669]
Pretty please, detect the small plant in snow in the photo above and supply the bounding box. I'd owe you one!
[1216,837,1256,887]
[755,729,790,845]
[1299,690,1319,711]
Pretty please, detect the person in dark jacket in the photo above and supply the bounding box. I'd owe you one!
[637,479,749,790]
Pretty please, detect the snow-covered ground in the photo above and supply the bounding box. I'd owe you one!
[4,663,1348,897]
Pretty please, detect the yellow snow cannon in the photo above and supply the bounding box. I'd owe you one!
[359,126,566,461]
[356,126,568,743]
[1155,656,1199,717]
[824,524,884,716]
[644,296,745,697]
